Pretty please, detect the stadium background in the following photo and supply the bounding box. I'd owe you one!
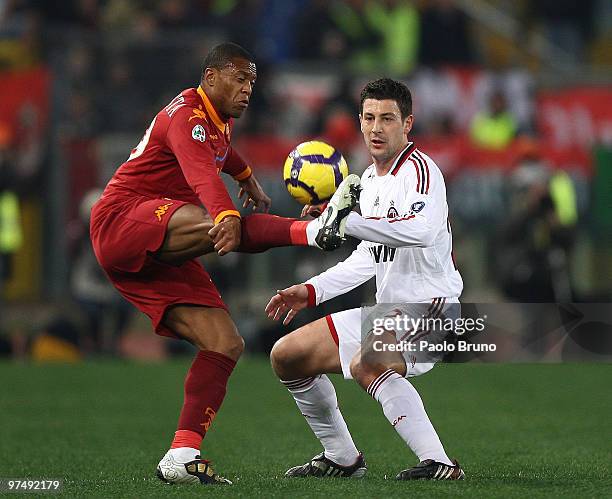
[0,1,610,497]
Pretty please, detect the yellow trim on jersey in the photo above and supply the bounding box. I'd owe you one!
[233,166,252,181]
[214,210,241,224]
[197,86,228,133]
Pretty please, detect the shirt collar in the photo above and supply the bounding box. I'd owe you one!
[197,85,228,133]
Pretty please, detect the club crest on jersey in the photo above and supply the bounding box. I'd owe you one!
[387,204,399,219]
[192,124,206,142]
[410,201,425,214]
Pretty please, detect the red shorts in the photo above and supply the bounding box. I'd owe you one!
[90,194,227,338]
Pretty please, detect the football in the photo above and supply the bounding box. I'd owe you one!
[283,140,349,205]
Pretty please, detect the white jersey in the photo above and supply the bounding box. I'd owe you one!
[307,142,463,304]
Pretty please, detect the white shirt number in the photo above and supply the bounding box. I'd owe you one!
[128,116,157,161]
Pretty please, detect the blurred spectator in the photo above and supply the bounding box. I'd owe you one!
[100,0,142,31]
[219,0,299,64]
[365,0,419,74]
[294,0,348,62]
[311,78,358,135]
[526,0,595,63]
[0,123,23,288]
[295,0,383,71]
[65,44,96,82]
[31,317,82,362]
[496,140,578,302]
[156,0,195,28]
[418,0,475,67]
[33,0,99,29]
[310,78,361,165]
[98,57,148,132]
[235,63,278,134]
[0,0,40,69]
[69,189,132,354]
[470,89,517,150]
[60,90,100,139]
[13,102,45,193]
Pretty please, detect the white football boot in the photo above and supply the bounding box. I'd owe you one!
[306,174,361,250]
[156,447,232,485]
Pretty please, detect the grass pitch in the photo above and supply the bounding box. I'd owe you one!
[0,358,610,498]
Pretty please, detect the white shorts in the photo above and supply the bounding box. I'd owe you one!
[326,298,460,379]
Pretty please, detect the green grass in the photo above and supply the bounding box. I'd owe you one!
[0,358,610,498]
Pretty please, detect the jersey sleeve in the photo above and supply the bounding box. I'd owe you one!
[305,241,375,305]
[222,146,252,181]
[345,164,445,248]
[166,109,240,224]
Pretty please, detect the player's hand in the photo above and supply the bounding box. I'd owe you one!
[208,216,241,255]
[301,202,328,218]
[265,284,309,325]
[238,175,271,212]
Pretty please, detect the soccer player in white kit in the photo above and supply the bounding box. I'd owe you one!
[266,78,465,481]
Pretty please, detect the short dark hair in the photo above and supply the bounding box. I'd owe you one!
[359,78,412,120]
[202,42,254,73]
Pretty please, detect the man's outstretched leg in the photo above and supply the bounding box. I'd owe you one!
[156,306,243,485]
[270,318,366,478]
[155,174,361,265]
[350,330,464,481]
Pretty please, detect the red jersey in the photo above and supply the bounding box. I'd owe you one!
[102,86,252,224]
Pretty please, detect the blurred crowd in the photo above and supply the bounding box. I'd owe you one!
[2,0,608,68]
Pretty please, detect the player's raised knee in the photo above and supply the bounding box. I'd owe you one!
[270,336,299,378]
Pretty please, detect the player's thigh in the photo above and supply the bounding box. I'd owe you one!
[92,197,194,272]
[156,204,214,264]
[271,317,342,379]
[164,305,244,360]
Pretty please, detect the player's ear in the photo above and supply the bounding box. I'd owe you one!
[359,113,364,132]
[404,115,414,135]
[203,68,216,87]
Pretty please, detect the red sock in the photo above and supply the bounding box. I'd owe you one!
[238,214,309,252]
[173,350,236,448]
[171,429,202,450]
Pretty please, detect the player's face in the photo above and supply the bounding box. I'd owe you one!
[207,58,257,119]
[360,99,413,165]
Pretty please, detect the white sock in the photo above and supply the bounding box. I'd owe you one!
[368,369,453,465]
[283,375,359,466]
[305,218,321,247]
[162,447,198,462]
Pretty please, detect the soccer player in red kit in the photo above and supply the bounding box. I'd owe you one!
[90,43,360,485]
